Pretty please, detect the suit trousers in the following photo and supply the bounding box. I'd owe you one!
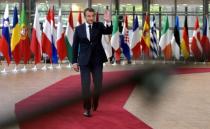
[80,61,103,110]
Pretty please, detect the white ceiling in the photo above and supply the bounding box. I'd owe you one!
[151,0,203,5]
[0,0,206,5]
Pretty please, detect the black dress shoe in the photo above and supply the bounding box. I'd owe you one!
[83,109,91,117]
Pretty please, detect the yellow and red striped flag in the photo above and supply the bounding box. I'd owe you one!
[141,14,150,57]
[180,16,190,60]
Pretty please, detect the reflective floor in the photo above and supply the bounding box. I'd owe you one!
[0,62,210,129]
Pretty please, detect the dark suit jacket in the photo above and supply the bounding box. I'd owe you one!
[72,22,112,66]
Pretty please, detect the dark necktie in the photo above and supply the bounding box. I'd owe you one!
[88,25,92,42]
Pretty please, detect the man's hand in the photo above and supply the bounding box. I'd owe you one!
[73,63,80,72]
[104,9,111,23]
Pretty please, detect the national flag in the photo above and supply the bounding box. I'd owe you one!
[11,6,21,65]
[30,6,42,64]
[191,16,202,60]
[42,9,52,61]
[102,9,112,59]
[121,15,131,61]
[150,15,159,59]
[120,35,131,61]
[77,10,82,26]
[201,16,210,60]
[141,14,150,57]
[0,4,11,65]
[159,16,173,60]
[50,7,58,64]
[96,11,99,22]
[130,15,141,59]
[102,35,112,59]
[180,16,190,59]
[122,15,130,45]
[65,9,74,63]
[56,8,67,61]
[42,7,58,64]
[171,16,181,60]
[111,13,121,61]
[19,6,31,64]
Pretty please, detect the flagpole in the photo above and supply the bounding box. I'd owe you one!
[32,65,38,71]
[21,64,27,72]
[56,60,62,69]
[194,58,197,65]
[153,54,157,64]
[66,61,72,69]
[142,52,145,64]
[41,54,47,71]
[163,55,166,64]
[202,51,207,64]
[121,59,126,66]
[173,57,176,64]
[183,55,187,64]
[48,62,53,70]
[13,64,18,73]
[132,59,136,65]
[141,45,144,64]
[1,68,7,74]
[184,59,186,64]
[112,58,117,66]
[0,59,1,66]
[0,60,8,74]
[112,54,117,66]
[152,58,156,64]
[203,56,206,64]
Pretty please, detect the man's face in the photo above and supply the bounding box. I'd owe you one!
[85,11,95,24]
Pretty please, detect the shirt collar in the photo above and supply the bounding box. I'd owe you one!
[85,22,93,28]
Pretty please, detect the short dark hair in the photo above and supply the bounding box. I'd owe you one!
[83,8,95,16]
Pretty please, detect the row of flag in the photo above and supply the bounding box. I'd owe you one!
[0,5,34,65]
[0,5,83,66]
[160,15,210,61]
[1,5,210,66]
[110,13,210,62]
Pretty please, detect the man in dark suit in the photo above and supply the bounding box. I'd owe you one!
[72,8,112,117]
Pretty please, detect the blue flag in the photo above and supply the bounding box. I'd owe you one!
[120,34,131,61]
[150,15,159,59]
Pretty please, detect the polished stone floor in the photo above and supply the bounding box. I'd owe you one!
[0,61,210,129]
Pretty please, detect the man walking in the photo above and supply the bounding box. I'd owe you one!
[72,8,112,117]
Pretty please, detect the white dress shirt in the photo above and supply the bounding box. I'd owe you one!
[85,22,92,41]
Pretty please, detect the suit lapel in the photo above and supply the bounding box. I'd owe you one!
[81,22,98,42]
[91,22,97,40]
[81,23,89,41]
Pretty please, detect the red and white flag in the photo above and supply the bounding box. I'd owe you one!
[30,6,42,64]
[42,7,58,63]
[56,8,67,61]
[191,17,202,60]
[42,9,52,59]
